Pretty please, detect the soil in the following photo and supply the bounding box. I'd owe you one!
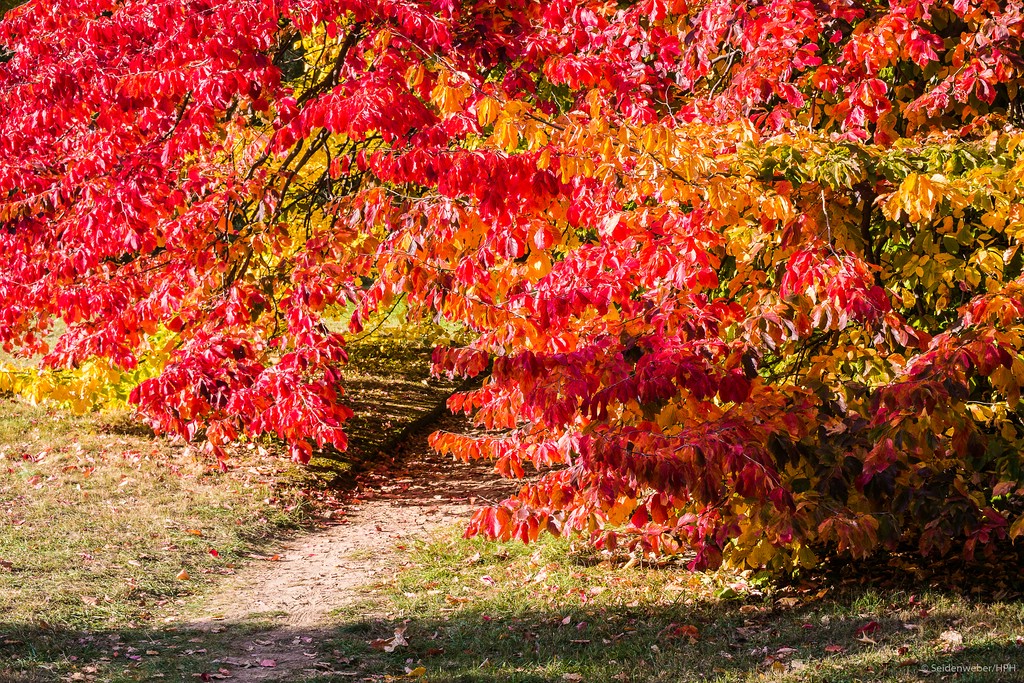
[188,417,517,682]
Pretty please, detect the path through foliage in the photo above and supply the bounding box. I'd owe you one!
[1,0,1024,569]
[189,417,518,682]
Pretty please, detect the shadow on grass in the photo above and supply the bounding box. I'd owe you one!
[2,590,1022,683]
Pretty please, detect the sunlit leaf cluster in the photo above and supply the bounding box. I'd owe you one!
[2,0,1023,566]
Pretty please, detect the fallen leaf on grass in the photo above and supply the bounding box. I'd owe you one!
[662,624,700,642]
[259,659,276,668]
[404,666,426,678]
[855,621,881,636]
[370,625,409,653]
[175,569,191,581]
[824,645,845,653]
[0,559,13,571]
[939,630,963,651]
[185,529,203,537]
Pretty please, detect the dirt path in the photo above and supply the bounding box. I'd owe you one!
[188,421,515,681]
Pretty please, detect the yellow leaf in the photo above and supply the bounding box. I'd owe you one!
[746,540,776,569]
[537,147,552,170]
[655,403,678,430]
[1009,515,1024,541]
[526,250,551,281]
[605,497,636,527]
[796,545,817,569]
[406,64,424,88]
[476,97,499,127]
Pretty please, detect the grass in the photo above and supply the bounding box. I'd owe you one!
[0,321,463,682]
[0,401,309,628]
[2,418,1023,683]
[0,399,316,681]
[1,319,1022,682]
[307,531,1024,683]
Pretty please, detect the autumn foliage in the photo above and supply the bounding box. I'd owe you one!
[2,0,1024,570]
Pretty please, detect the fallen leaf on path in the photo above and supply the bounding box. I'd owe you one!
[212,657,249,667]
[258,659,276,668]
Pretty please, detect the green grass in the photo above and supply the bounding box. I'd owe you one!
[307,531,1024,683]
[0,323,464,682]
[3,426,1023,683]
[2,317,1022,682]
[0,400,316,681]
[0,401,309,626]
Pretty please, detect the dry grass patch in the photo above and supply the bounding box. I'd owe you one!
[0,399,313,632]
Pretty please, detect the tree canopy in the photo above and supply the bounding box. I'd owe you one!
[2,0,1024,570]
